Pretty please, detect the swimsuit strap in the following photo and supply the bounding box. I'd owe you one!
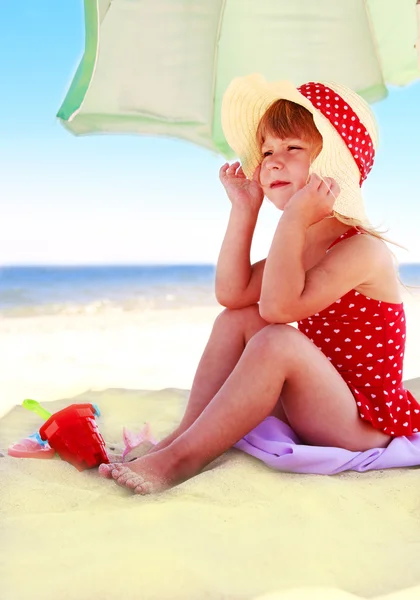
[327,227,363,251]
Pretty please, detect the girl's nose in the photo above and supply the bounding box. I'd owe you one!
[266,155,285,169]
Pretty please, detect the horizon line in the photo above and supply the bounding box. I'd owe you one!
[1,262,420,268]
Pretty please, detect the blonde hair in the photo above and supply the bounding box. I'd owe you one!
[333,214,403,248]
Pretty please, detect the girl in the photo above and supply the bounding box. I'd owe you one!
[99,75,419,493]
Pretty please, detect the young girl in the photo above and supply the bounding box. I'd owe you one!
[99,75,419,493]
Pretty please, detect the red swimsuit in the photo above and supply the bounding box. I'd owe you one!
[298,228,420,437]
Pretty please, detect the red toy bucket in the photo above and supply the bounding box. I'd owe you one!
[39,403,109,471]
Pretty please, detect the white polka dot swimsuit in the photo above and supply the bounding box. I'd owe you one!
[298,228,420,437]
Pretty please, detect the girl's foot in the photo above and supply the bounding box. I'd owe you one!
[134,424,190,458]
[101,427,186,474]
[98,446,198,494]
[143,429,181,455]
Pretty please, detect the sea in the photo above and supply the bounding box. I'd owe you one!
[0,264,419,318]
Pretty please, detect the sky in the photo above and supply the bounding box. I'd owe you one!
[1,1,420,265]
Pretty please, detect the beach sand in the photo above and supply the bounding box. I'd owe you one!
[1,294,420,600]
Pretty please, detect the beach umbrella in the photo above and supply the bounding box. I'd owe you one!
[57,0,420,161]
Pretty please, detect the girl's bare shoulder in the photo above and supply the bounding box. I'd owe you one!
[349,233,403,303]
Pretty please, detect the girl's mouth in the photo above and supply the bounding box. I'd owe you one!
[270,181,290,189]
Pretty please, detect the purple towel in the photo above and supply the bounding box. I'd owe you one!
[234,416,420,474]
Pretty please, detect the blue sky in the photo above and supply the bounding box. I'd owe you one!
[1,1,419,265]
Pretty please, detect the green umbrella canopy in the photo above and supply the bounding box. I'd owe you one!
[57,0,420,161]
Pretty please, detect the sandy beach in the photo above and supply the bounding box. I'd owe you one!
[1,293,420,600]
[0,291,419,419]
[0,305,222,419]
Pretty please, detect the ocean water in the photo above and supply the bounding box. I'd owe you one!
[0,264,419,318]
[0,265,218,317]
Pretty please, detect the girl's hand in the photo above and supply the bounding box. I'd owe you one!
[284,174,340,227]
[219,162,264,213]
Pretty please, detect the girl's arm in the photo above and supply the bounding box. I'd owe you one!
[215,206,266,308]
[216,162,265,308]
[259,211,306,320]
[259,176,382,323]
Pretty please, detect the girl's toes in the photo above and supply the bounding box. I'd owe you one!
[112,467,138,486]
[109,462,125,471]
[98,463,114,478]
[126,475,147,490]
[108,463,125,477]
[134,480,154,495]
[125,475,145,489]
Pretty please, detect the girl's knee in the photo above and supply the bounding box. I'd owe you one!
[214,304,271,344]
[215,304,261,328]
[260,322,295,341]
[248,323,293,354]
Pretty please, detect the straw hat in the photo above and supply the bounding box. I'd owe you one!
[221,74,379,224]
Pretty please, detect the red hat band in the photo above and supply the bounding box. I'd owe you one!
[297,82,375,185]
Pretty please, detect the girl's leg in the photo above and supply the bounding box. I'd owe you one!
[101,305,272,475]
[103,324,390,494]
[147,305,273,454]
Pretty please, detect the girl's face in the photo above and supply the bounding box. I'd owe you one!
[259,133,314,210]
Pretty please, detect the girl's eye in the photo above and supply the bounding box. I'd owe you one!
[262,147,302,157]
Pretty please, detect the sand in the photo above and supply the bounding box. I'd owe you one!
[1,295,420,600]
[0,305,222,419]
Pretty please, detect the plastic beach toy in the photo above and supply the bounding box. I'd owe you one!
[8,399,109,471]
[22,398,53,421]
[122,423,158,460]
[8,431,56,459]
[8,400,55,459]
[39,403,109,471]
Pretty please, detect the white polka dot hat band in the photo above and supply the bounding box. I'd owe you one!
[298,82,375,185]
[221,74,380,224]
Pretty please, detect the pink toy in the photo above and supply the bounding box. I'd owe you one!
[8,433,55,459]
[122,423,158,461]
